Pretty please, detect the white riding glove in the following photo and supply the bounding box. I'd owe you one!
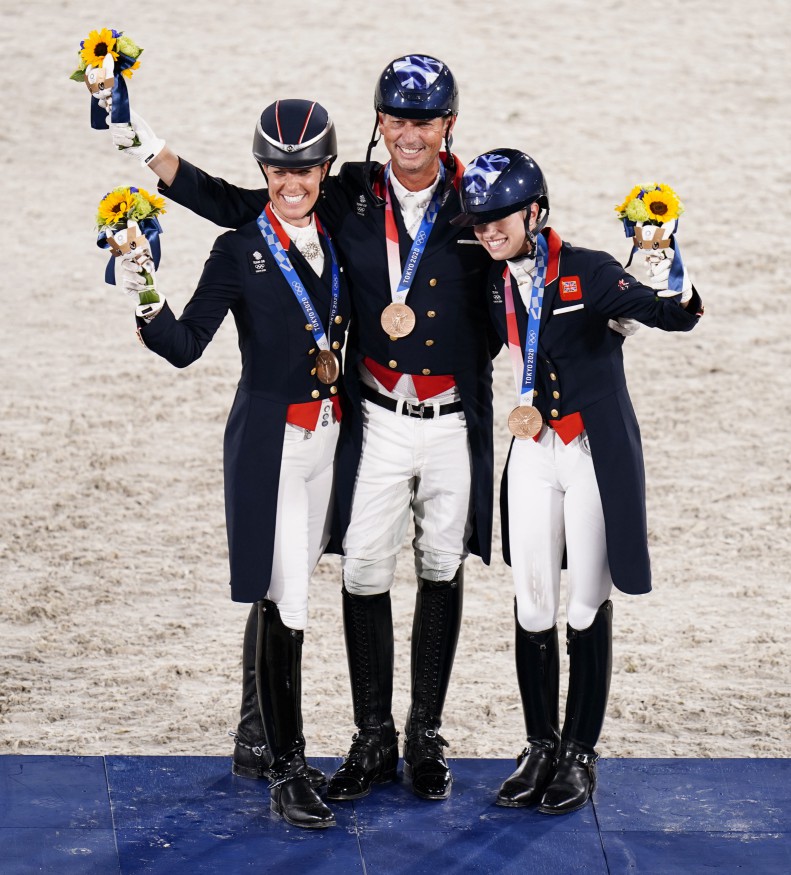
[109,224,165,321]
[111,110,166,166]
[646,248,692,303]
[608,317,641,337]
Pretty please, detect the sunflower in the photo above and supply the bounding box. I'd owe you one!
[643,188,682,223]
[139,188,166,212]
[80,28,118,68]
[97,188,133,228]
[129,188,166,221]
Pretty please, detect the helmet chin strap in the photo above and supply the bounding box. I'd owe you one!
[363,115,386,208]
[443,119,456,173]
[523,205,550,252]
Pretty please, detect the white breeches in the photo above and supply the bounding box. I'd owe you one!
[266,402,339,630]
[342,400,472,595]
[507,427,613,633]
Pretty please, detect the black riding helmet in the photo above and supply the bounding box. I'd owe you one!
[253,99,337,169]
[375,54,458,119]
[365,54,459,186]
[452,149,549,243]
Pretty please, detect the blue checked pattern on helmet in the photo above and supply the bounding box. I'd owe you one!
[463,153,511,199]
[392,55,444,91]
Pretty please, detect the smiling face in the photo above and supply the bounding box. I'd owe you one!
[473,204,540,261]
[262,164,328,226]
[378,113,455,190]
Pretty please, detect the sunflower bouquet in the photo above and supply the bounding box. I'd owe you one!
[69,28,143,130]
[615,182,689,295]
[96,186,165,304]
[614,182,684,253]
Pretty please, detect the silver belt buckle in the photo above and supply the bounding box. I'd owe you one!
[405,400,425,419]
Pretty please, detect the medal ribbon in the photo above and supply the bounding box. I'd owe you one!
[383,162,445,304]
[256,204,340,351]
[503,232,548,407]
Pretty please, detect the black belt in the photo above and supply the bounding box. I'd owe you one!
[360,382,464,419]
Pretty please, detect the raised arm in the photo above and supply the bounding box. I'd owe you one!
[112,111,268,229]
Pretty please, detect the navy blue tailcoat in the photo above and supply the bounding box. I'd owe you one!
[137,221,351,602]
[489,229,703,595]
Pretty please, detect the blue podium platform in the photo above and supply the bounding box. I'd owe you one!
[0,756,788,874]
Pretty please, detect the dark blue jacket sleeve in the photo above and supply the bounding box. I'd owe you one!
[138,232,242,367]
[159,158,268,229]
[587,255,703,331]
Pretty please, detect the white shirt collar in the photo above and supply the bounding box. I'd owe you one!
[388,166,442,208]
[507,254,537,284]
[273,211,318,243]
[271,210,324,274]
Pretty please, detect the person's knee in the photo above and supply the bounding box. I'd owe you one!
[267,596,307,631]
[342,556,396,596]
[414,551,464,582]
[567,601,600,632]
[516,601,557,633]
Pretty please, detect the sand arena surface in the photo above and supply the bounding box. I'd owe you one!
[1,1,789,762]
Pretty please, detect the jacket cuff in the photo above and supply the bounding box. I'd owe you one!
[135,301,175,348]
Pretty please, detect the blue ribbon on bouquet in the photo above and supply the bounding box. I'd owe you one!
[89,51,136,130]
[97,215,163,285]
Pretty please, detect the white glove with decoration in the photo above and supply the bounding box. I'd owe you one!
[110,110,166,166]
[108,221,165,320]
[646,248,692,303]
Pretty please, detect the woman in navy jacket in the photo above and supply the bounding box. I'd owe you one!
[117,101,350,829]
[453,149,703,815]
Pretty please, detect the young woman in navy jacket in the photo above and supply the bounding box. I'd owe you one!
[116,101,349,829]
[453,149,703,815]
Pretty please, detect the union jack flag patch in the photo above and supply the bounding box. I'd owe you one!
[559,276,582,301]
[618,278,630,291]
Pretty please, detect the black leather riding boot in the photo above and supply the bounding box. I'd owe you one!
[231,604,324,787]
[326,586,399,801]
[256,600,334,829]
[496,613,560,807]
[231,604,269,778]
[539,600,613,815]
[403,565,463,801]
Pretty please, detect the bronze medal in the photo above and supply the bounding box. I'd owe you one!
[380,302,416,338]
[508,406,543,439]
[315,350,340,385]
